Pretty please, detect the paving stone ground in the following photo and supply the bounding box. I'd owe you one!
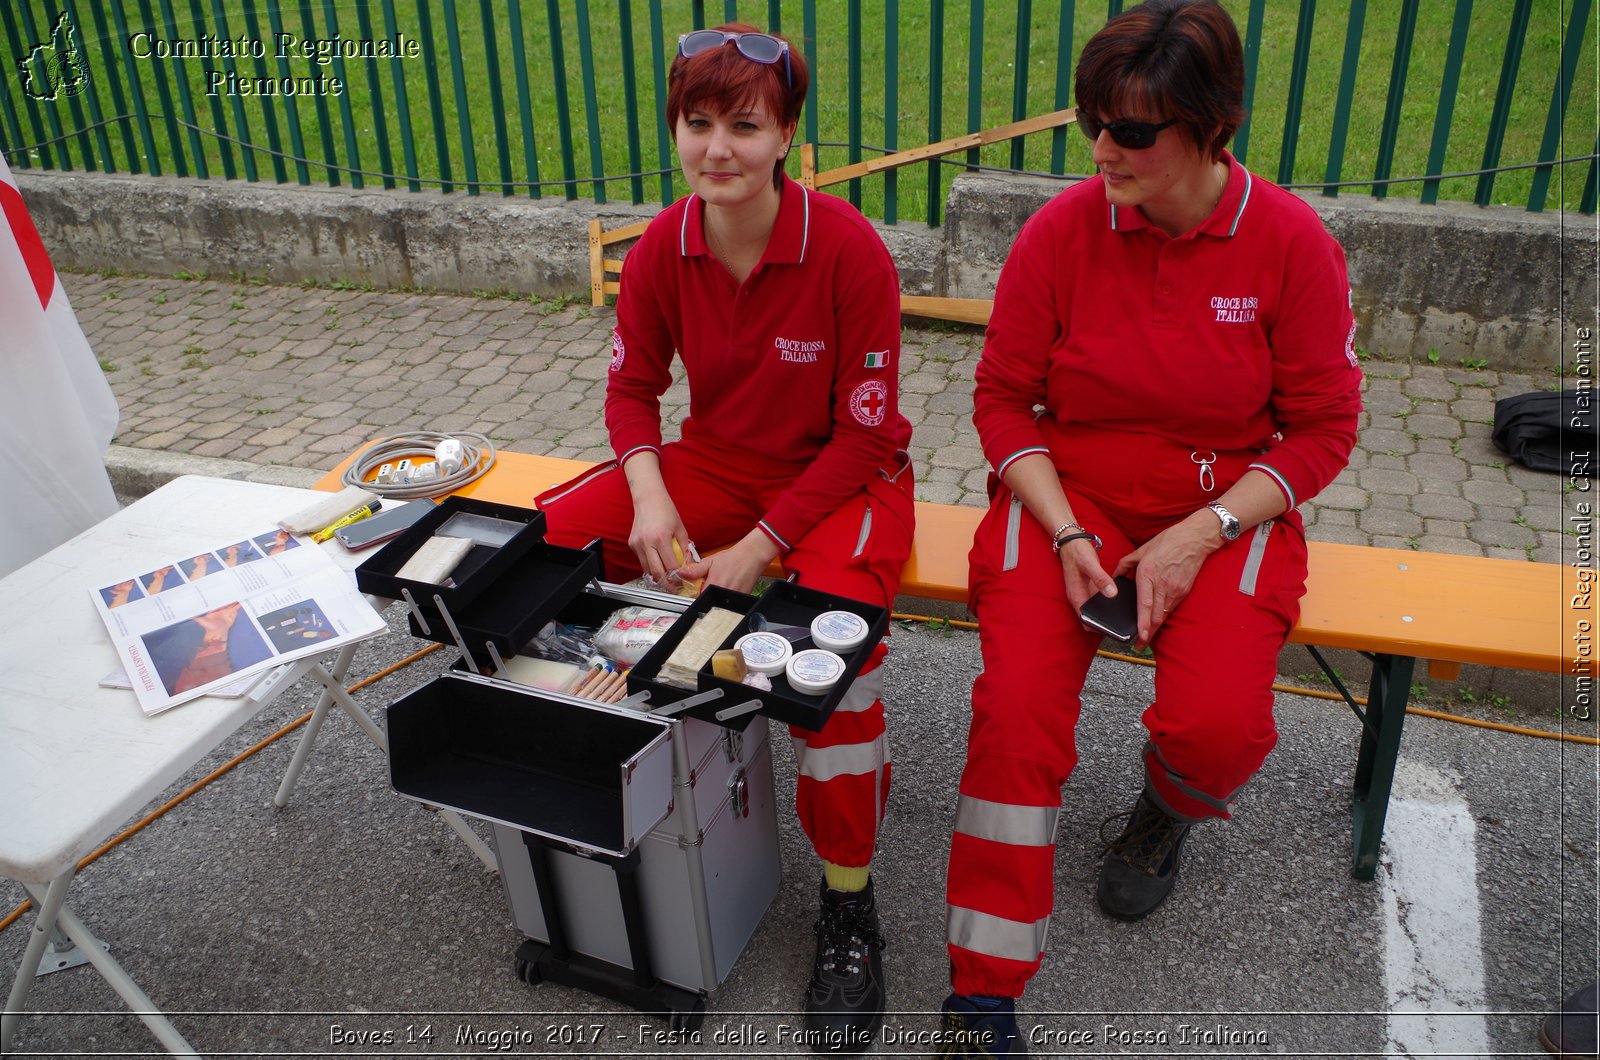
[73,269,1565,566]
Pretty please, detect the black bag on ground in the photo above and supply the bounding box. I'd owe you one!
[1492,390,1593,473]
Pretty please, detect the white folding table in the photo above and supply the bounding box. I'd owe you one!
[0,475,488,1056]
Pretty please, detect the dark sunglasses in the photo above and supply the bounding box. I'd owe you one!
[677,29,792,87]
[1077,111,1177,150]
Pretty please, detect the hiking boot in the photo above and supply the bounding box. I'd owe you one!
[1096,789,1192,921]
[803,877,885,1052]
[1540,980,1599,1058]
[936,993,1028,1056]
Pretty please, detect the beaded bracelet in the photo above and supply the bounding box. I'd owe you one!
[1050,522,1102,554]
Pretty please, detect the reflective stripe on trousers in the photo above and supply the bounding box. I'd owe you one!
[792,732,890,784]
[946,793,1058,965]
[792,670,889,790]
[955,793,1058,846]
[790,656,891,867]
[947,904,1051,964]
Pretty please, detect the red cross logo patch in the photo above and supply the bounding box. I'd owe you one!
[609,327,626,372]
[849,379,888,427]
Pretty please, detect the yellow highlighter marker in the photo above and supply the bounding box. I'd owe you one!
[312,500,381,543]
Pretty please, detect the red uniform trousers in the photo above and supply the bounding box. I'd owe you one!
[536,433,916,869]
[946,423,1309,998]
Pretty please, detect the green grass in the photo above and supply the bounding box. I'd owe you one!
[2,0,1593,221]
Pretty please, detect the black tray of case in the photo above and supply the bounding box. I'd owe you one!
[355,496,547,612]
[628,581,889,732]
[403,539,601,661]
[387,671,674,856]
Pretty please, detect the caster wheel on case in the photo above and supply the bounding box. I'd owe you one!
[670,999,706,1034]
[515,956,542,985]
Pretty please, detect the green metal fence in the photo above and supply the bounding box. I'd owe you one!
[2,0,1595,220]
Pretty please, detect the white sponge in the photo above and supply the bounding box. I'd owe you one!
[394,535,473,584]
[279,486,380,535]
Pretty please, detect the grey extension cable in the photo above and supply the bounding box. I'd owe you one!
[340,431,498,500]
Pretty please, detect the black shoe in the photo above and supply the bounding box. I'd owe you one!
[803,877,885,1053]
[937,994,1027,1056]
[1541,981,1599,1058]
[1096,790,1192,921]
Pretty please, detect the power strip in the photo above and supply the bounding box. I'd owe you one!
[394,535,473,584]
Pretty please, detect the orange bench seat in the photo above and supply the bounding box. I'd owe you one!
[318,446,1579,879]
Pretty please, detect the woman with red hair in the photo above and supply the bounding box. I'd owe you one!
[938,1,1361,1052]
[537,23,913,1051]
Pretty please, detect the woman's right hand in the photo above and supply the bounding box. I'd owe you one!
[621,451,693,584]
[995,452,1118,616]
[627,487,691,585]
[1061,538,1116,613]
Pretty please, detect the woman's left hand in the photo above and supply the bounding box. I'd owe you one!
[1112,512,1220,646]
[680,530,780,595]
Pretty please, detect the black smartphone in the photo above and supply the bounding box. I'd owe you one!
[1079,575,1138,643]
[334,499,438,550]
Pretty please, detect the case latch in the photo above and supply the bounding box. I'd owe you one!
[727,768,749,818]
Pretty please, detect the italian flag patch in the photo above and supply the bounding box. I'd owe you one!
[864,350,889,368]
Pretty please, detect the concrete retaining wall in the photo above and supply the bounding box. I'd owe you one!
[944,174,1593,373]
[18,168,1594,370]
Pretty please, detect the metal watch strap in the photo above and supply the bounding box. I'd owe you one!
[1206,502,1243,541]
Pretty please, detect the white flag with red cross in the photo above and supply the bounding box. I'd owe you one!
[0,153,118,578]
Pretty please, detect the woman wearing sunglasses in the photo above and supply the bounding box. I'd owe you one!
[535,23,912,1051]
[938,1,1362,1051]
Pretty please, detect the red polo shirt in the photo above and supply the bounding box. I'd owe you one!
[607,176,911,550]
[974,151,1362,510]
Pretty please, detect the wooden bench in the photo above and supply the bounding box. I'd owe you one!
[318,448,1579,880]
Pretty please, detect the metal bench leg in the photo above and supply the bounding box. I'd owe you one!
[1350,652,1415,880]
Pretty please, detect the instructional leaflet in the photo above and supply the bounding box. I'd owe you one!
[90,526,386,716]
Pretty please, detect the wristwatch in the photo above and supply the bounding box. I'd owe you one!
[1205,502,1243,542]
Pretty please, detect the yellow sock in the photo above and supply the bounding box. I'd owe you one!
[823,861,870,893]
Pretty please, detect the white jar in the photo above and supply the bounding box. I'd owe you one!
[786,648,847,695]
[810,609,869,653]
[735,631,792,676]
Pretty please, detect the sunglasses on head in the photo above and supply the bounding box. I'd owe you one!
[1076,111,1177,150]
[678,29,792,87]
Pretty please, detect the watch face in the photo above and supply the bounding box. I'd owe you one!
[1211,504,1241,540]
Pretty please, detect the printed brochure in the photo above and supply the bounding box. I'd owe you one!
[91,526,386,715]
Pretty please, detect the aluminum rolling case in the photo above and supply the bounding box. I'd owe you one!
[492,710,779,1023]
[378,535,780,1032]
